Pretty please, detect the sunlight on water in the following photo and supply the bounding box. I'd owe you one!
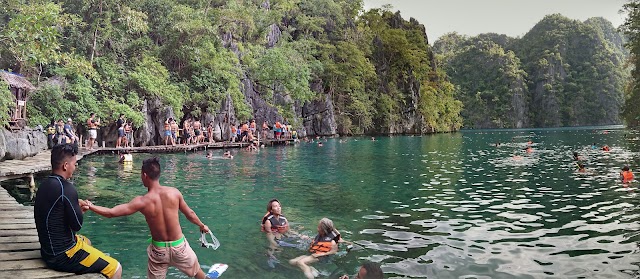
[47,126,640,278]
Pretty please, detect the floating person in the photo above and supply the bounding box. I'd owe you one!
[495,142,500,147]
[602,145,611,152]
[577,163,586,173]
[339,262,384,279]
[261,199,290,249]
[84,157,216,279]
[573,152,582,161]
[525,146,533,154]
[206,152,213,159]
[119,151,133,164]
[223,151,233,159]
[621,166,634,183]
[289,218,351,279]
[318,142,323,147]
[591,143,598,149]
[371,137,375,141]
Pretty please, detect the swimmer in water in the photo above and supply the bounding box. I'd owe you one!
[621,166,634,183]
[602,145,611,152]
[577,163,586,173]
[525,146,533,153]
[119,151,133,164]
[573,152,582,161]
[318,142,323,147]
[206,152,213,159]
[223,151,233,159]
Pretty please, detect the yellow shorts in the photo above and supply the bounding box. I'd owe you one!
[47,235,120,278]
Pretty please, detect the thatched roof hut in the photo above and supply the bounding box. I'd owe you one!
[1,71,36,127]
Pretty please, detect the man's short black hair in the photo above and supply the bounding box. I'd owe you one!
[361,262,384,279]
[142,157,161,180]
[51,144,78,170]
[120,113,124,117]
[90,113,95,117]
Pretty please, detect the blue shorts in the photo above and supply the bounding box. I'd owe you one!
[164,130,171,137]
[118,128,125,137]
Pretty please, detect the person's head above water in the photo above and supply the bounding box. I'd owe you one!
[317,217,336,236]
[622,165,630,172]
[357,262,384,279]
[267,199,281,215]
[141,157,161,185]
[51,143,78,179]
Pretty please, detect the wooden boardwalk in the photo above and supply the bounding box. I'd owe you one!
[0,138,295,278]
[0,139,295,182]
[0,187,101,278]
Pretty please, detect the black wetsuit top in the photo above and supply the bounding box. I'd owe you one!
[34,174,83,259]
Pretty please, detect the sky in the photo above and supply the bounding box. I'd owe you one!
[362,0,628,42]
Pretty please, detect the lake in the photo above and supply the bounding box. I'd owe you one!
[36,126,640,278]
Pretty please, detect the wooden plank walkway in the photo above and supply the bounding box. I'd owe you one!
[0,139,295,182]
[0,187,101,278]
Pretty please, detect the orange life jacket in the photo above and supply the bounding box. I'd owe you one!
[622,171,634,182]
[309,230,340,254]
[261,213,288,233]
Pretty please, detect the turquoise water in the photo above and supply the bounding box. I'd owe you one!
[52,127,640,278]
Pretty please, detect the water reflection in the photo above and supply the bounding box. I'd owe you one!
[60,127,640,278]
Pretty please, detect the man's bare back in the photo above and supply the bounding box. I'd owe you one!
[85,157,211,279]
[138,185,184,241]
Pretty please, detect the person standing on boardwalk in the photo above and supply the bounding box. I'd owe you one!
[86,113,100,150]
[115,114,125,148]
[34,144,122,278]
[84,157,213,279]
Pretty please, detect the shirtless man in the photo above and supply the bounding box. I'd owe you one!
[170,119,179,144]
[85,157,213,279]
[86,113,100,150]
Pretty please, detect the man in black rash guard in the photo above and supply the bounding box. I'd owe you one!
[34,144,122,278]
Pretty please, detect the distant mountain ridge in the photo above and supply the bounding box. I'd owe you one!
[434,14,629,129]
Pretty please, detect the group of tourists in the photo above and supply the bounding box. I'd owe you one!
[572,144,635,183]
[163,117,212,146]
[35,143,378,279]
[230,120,298,143]
[260,199,382,279]
[45,118,79,148]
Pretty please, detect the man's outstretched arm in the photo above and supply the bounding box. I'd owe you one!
[86,196,145,218]
[177,192,209,232]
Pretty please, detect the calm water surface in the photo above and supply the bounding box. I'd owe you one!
[43,127,640,278]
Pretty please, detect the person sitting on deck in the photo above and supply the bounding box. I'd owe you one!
[621,166,634,183]
[64,118,79,145]
[84,157,214,279]
[34,144,122,279]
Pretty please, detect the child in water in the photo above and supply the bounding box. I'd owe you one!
[621,166,634,183]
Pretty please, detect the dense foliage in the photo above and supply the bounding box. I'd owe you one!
[435,15,629,128]
[622,0,640,127]
[0,0,462,134]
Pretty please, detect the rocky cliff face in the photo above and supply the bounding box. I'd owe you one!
[0,128,47,161]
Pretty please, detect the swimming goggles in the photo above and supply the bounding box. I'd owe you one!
[200,231,220,250]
